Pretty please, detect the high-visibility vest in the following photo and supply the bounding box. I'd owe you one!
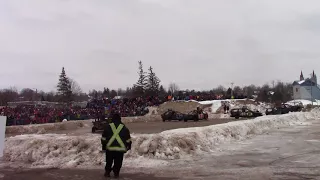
[103,123,127,152]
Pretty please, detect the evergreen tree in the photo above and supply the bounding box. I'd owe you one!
[159,85,167,96]
[146,66,161,95]
[57,67,72,102]
[133,61,147,95]
[226,87,232,98]
[110,90,117,98]
[103,87,110,98]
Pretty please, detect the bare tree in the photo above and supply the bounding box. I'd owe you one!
[0,87,19,105]
[68,78,82,95]
[214,85,226,94]
[20,88,36,101]
[168,83,179,95]
[233,86,242,95]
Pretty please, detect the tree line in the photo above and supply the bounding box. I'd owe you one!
[0,62,294,105]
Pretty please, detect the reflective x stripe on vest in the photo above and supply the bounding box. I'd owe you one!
[106,123,126,151]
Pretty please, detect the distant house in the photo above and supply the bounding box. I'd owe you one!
[292,71,320,101]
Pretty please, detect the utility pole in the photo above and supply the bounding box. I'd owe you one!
[272,80,275,89]
[231,82,234,99]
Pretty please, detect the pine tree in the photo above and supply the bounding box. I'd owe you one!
[146,66,161,95]
[57,67,72,102]
[133,61,147,96]
[103,87,110,98]
[159,85,167,96]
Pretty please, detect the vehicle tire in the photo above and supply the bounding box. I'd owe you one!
[162,119,166,122]
[184,119,187,122]
[235,116,239,119]
[92,127,96,133]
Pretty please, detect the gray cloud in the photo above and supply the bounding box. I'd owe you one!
[1,0,320,92]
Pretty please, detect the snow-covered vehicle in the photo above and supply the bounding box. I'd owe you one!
[230,108,263,119]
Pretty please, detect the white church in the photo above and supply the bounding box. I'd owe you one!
[292,71,320,101]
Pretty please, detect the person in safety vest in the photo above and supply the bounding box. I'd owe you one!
[101,113,132,178]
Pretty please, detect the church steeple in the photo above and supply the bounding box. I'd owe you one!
[300,71,304,81]
[311,70,317,85]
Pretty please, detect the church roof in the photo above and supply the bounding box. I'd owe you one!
[293,80,305,85]
[293,78,317,86]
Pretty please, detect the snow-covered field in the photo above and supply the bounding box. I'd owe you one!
[3,108,320,169]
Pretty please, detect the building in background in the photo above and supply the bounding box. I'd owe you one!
[293,71,320,101]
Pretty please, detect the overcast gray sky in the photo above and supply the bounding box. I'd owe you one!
[1,0,320,92]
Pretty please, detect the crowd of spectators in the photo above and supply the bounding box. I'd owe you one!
[1,105,97,126]
[1,96,165,126]
[0,93,245,126]
[87,96,164,117]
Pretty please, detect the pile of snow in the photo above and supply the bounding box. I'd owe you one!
[145,106,159,116]
[4,109,320,168]
[199,99,268,113]
[231,102,269,114]
[158,101,201,114]
[287,99,320,106]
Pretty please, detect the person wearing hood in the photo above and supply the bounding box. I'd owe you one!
[101,113,132,178]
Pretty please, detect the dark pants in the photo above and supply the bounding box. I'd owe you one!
[105,151,124,176]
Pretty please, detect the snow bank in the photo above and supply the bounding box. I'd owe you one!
[231,102,269,114]
[4,109,320,168]
[199,99,268,113]
[287,99,320,106]
[5,120,91,135]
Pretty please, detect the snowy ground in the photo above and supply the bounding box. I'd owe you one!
[159,116,320,180]
[3,109,319,169]
[1,109,320,179]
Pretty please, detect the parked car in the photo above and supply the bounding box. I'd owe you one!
[230,107,263,119]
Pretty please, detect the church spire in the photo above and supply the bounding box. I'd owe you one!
[300,71,304,81]
[313,70,315,77]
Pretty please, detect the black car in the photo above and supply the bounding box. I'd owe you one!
[265,107,284,115]
[230,108,263,119]
[161,109,208,122]
[284,103,303,112]
[183,110,209,122]
[266,103,302,115]
[161,109,185,122]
